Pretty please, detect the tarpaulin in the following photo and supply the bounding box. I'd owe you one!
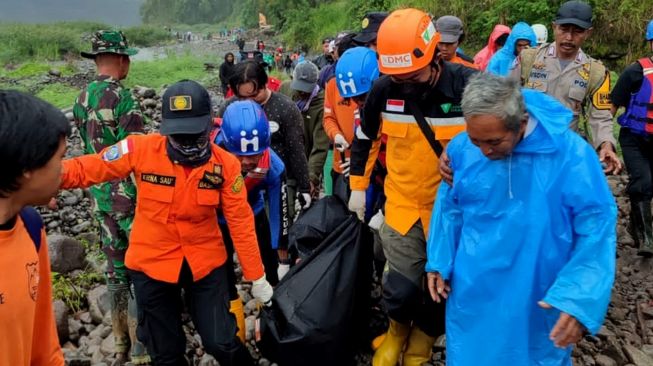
[258,196,373,366]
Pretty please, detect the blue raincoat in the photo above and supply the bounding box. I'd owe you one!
[487,22,537,76]
[425,89,616,365]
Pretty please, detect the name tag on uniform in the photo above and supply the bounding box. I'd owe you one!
[141,173,176,186]
[529,71,549,80]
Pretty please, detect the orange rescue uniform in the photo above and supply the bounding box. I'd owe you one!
[0,218,64,366]
[322,77,359,174]
[449,54,479,69]
[62,134,264,283]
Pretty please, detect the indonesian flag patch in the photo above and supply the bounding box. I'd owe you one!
[386,99,405,112]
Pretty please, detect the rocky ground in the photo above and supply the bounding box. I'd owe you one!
[20,40,653,366]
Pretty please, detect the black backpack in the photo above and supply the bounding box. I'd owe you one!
[19,206,43,252]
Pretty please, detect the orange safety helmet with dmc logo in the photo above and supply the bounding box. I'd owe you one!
[377,8,440,75]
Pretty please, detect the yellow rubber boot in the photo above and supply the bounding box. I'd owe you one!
[402,326,436,366]
[229,297,246,343]
[372,333,386,351]
[372,319,410,366]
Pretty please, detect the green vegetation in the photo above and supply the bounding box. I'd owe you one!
[125,53,212,88]
[0,54,214,109]
[36,84,80,109]
[52,237,105,313]
[0,22,100,65]
[123,25,174,47]
[231,0,651,71]
[0,22,173,65]
[0,62,77,78]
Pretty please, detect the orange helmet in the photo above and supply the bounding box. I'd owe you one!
[377,8,440,75]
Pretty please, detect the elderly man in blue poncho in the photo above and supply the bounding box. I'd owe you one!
[425,73,616,365]
[487,22,537,76]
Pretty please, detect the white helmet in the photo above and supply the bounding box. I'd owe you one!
[531,24,548,45]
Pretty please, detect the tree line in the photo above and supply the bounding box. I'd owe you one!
[140,0,652,70]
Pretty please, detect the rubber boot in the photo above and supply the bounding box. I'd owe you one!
[372,333,386,351]
[402,326,436,366]
[230,297,247,343]
[629,201,645,247]
[636,201,653,257]
[372,319,410,366]
[127,285,151,365]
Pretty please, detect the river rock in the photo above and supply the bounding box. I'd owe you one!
[143,88,157,98]
[142,98,157,108]
[48,234,86,273]
[91,345,104,364]
[642,344,653,359]
[604,336,628,365]
[89,324,111,339]
[595,354,618,366]
[198,354,218,366]
[87,285,110,324]
[79,311,92,324]
[624,345,653,366]
[54,300,69,343]
[100,334,116,355]
[71,221,92,234]
[68,317,83,342]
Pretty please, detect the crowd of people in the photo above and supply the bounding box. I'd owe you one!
[2,1,653,365]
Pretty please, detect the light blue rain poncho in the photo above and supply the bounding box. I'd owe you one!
[425,89,617,366]
[487,22,537,76]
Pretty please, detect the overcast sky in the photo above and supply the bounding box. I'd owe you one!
[0,0,144,26]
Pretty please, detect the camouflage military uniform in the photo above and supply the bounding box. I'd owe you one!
[74,73,143,280]
[76,30,149,364]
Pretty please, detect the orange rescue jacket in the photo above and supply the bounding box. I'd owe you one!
[62,134,264,283]
[322,77,358,173]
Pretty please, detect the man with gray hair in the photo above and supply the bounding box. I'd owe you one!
[425,73,616,365]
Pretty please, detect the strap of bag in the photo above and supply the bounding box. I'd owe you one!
[407,100,443,157]
[19,206,43,252]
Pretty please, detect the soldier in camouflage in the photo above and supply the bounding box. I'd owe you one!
[75,30,150,365]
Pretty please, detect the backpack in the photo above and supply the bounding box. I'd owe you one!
[19,206,43,252]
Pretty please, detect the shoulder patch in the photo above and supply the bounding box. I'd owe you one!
[592,73,612,110]
[102,139,131,161]
[231,175,244,193]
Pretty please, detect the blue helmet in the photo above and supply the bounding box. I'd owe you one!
[219,100,270,156]
[335,47,380,98]
[647,20,653,41]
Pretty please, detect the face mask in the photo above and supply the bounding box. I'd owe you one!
[397,81,432,98]
[394,64,438,98]
[166,132,211,167]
